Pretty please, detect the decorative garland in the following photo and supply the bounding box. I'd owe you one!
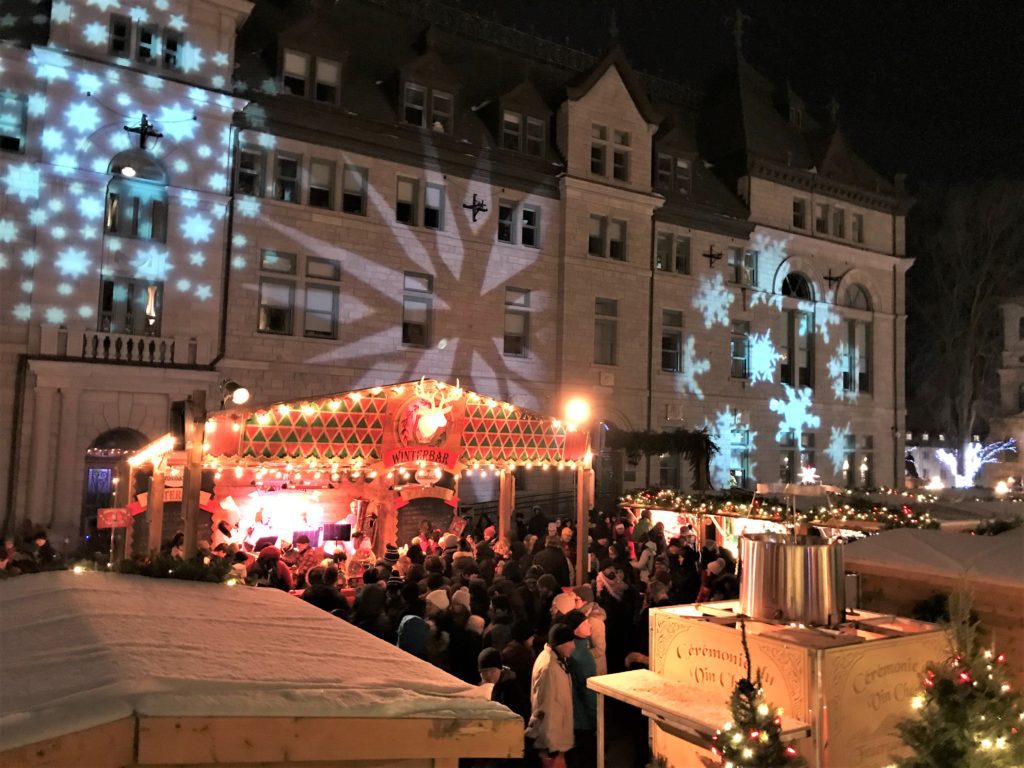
[605,427,717,490]
[618,489,939,530]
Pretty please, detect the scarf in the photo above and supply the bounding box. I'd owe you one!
[596,570,627,601]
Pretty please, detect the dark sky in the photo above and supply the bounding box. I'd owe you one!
[452,0,1024,187]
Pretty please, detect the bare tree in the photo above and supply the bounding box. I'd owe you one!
[907,180,1024,472]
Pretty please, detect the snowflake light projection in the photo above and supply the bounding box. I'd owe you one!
[749,233,791,311]
[827,343,856,402]
[748,329,782,384]
[692,272,734,328]
[703,407,757,490]
[677,336,710,399]
[825,423,852,475]
[799,288,841,344]
[769,385,820,444]
[935,439,1017,488]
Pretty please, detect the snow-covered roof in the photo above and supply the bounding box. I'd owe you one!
[0,572,515,752]
[845,527,1024,588]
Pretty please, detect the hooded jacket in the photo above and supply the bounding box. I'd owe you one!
[525,644,574,753]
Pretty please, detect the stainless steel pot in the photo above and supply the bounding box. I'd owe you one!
[739,533,845,627]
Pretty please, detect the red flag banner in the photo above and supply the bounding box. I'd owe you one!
[97,508,131,529]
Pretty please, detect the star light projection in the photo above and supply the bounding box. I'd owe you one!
[703,407,757,489]
[2,20,239,329]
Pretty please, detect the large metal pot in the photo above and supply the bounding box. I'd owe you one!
[739,533,845,627]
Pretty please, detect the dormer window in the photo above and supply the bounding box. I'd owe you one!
[501,111,546,157]
[137,25,158,64]
[403,82,453,133]
[655,153,692,195]
[282,50,340,104]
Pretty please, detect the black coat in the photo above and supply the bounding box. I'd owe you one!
[532,545,571,588]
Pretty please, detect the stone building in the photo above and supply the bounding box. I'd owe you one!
[989,298,1024,480]
[0,0,913,545]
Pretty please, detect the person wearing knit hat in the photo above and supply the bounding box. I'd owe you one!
[387,570,404,591]
[383,543,400,566]
[477,647,531,722]
[451,585,471,611]
[551,590,580,618]
[562,607,599,765]
[572,584,607,675]
[525,622,576,759]
[466,614,486,635]
[425,588,450,615]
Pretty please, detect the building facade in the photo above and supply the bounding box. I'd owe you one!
[0,0,913,545]
[989,298,1024,480]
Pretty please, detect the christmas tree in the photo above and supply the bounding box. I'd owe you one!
[893,592,1024,767]
[709,621,806,767]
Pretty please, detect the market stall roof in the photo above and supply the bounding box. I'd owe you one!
[201,378,588,471]
[845,527,1024,589]
[0,572,520,764]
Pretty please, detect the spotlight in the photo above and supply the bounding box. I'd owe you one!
[220,379,250,406]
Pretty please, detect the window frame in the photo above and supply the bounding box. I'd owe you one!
[590,124,607,176]
[588,215,607,258]
[401,272,433,347]
[728,247,758,286]
[307,158,335,209]
[236,147,265,197]
[423,183,444,230]
[163,30,182,69]
[730,320,750,379]
[661,309,684,372]
[594,297,618,366]
[136,24,159,64]
[314,57,340,104]
[396,176,418,225]
[98,276,164,337]
[524,116,545,157]
[430,90,453,133]
[502,110,521,152]
[520,205,540,248]
[503,288,530,358]
[815,202,830,234]
[612,130,630,182]
[608,219,627,261]
[257,277,295,336]
[272,152,301,203]
[0,92,28,154]
[303,283,339,339]
[341,165,367,216]
[109,14,131,57]
[282,49,310,97]
[403,82,427,128]
[497,201,516,244]
[793,198,808,230]
[832,207,846,239]
[852,213,865,243]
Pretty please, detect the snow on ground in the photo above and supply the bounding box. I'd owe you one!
[0,572,514,751]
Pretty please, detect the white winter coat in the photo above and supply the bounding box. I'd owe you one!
[582,602,608,676]
[525,645,574,753]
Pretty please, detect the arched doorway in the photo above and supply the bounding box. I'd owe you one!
[82,428,149,548]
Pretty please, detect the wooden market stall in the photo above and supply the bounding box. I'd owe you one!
[0,571,523,767]
[126,379,593,578]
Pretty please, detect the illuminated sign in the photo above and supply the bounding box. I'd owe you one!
[383,447,459,470]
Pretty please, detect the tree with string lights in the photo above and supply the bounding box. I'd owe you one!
[708,621,806,767]
[893,592,1024,767]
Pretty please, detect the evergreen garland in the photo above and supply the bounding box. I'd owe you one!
[893,592,1024,767]
[710,620,806,767]
[115,553,232,583]
[605,427,717,489]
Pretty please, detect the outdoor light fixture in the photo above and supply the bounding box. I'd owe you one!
[220,379,250,406]
[564,398,590,427]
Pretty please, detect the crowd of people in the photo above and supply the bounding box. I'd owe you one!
[2,507,740,767]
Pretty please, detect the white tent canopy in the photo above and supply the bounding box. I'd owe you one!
[0,572,519,765]
[845,527,1024,589]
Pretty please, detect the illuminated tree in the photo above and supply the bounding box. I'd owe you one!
[907,181,1024,474]
[893,592,1024,767]
[709,622,806,767]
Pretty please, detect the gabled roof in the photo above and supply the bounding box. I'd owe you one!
[810,124,897,195]
[402,48,460,90]
[566,44,661,125]
[501,78,553,114]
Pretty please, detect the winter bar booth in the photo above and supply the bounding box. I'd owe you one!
[130,379,592,569]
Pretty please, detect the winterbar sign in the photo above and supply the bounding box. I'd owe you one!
[384,448,459,470]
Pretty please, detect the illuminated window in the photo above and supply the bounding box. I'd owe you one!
[832,207,846,238]
[801,432,816,471]
[0,92,27,153]
[608,220,626,261]
[779,431,796,482]
[521,205,540,248]
[308,159,334,209]
[842,432,856,488]
[782,310,814,388]
[498,201,515,244]
[504,288,530,357]
[403,82,427,127]
[852,213,864,243]
[859,436,873,487]
[594,298,617,365]
[315,58,340,103]
[259,250,296,274]
[845,320,872,393]
[655,232,690,274]
[396,177,418,224]
[815,203,829,234]
[502,110,521,151]
[674,158,691,194]
[727,247,757,286]
[730,320,750,378]
[258,280,294,335]
[282,50,309,97]
[342,165,366,215]
[590,124,607,175]
[236,148,264,196]
[99,277,163,336]
[402,272,432,346]
[304,284,339,339]
[137,24,158,63]
[782,273,814,300]
[525,117,545,157]
[109,15,130,56]
[273,153,300,202]
[661,310,683,372]
[423,183,444,230]
[659,452,679,488]
[612,130,630,182]
[105,151,168,241]
[431,91,453,133]
[729,429,752,489]
[163,31,181,69]
[793,198,807,229]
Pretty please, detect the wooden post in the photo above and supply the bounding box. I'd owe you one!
[575,465,587,586]
[181,389,206,559]
[497,470,515,544]
[123,467,136,560]
[148,466,166,556]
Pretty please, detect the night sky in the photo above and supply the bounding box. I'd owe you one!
[456,0,1024,186]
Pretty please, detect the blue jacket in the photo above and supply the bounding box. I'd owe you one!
[568,637,597,731]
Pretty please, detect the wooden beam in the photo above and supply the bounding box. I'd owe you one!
[0,717,134,767]
[576,466,588,586]
[181,389,206,559]
[147,467,166,556]
[497,470,514,544]
[137,716,523,765]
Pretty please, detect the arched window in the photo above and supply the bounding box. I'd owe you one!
[104,150,168,242]
[844,283,872,311]
[781,272,814,300]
